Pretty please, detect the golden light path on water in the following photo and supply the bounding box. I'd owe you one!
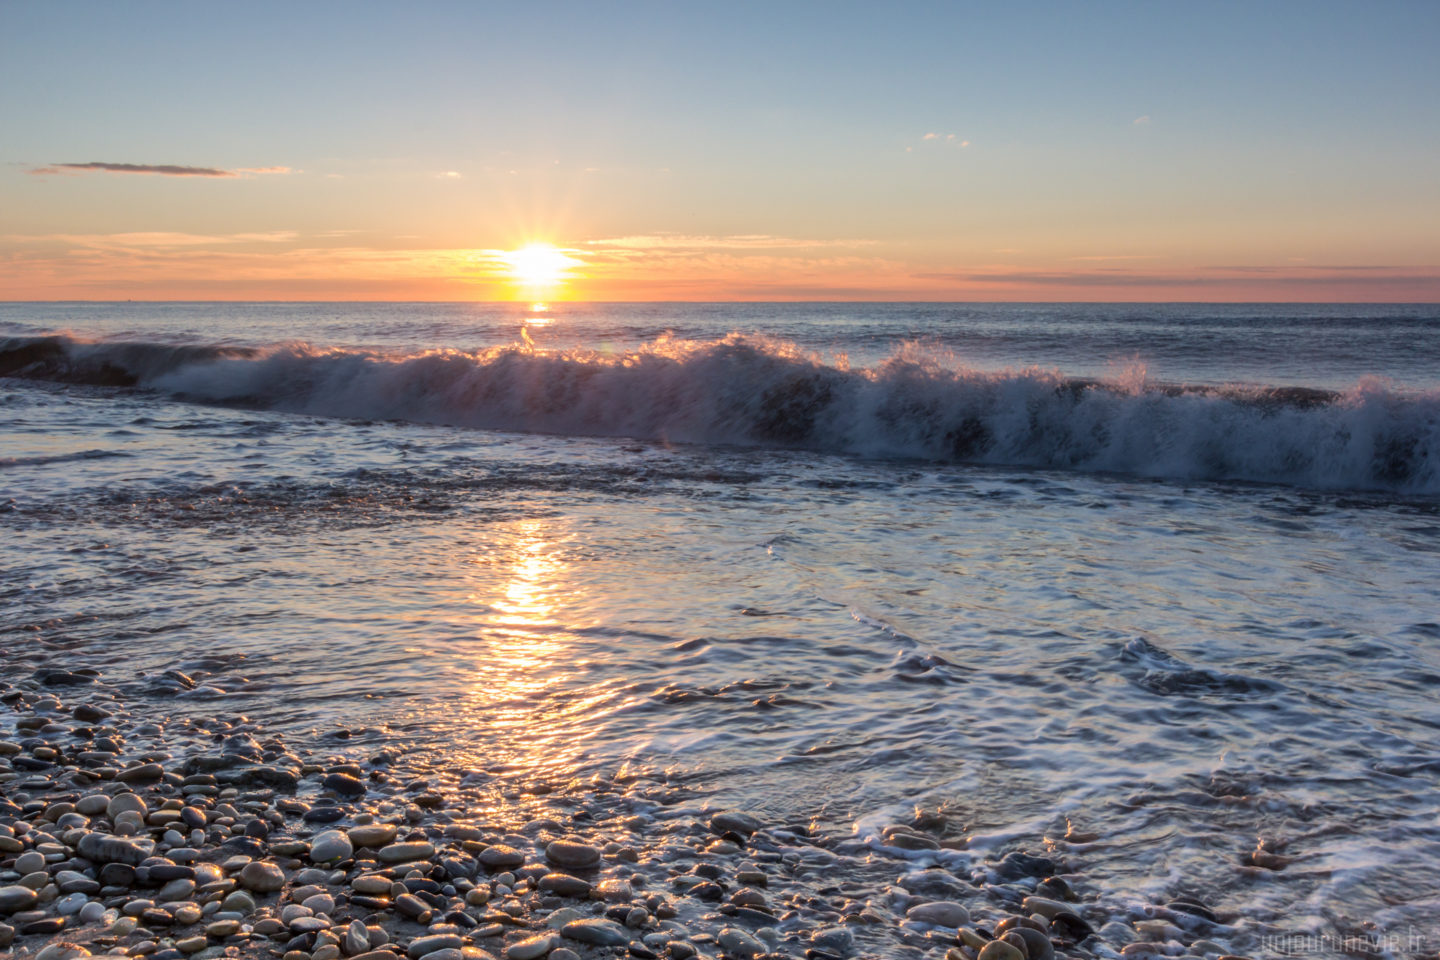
[453,518,626,790]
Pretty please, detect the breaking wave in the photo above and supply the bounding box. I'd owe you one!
[3,333,1437,493]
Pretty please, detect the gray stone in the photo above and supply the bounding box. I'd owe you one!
[0,885,39,913]
[560,918,630,947]
[219,890,255,914]
[289,916,330,933]
[55,870,101,895]
[977,941,1025,960]
[35,944,91,960]
[106,794,148,820]
[717,927,765,959]
[56,893,90,916]
[237,861,285,892]
[407,935,464,958]
[709,812,762,835]
[504,933,558,960]
[1021,896,1079,921]
[1009,927,1055,960]
[812,927,854,954]
[347,824,398,848]
[15,851,46,874]
[906,900,970,927]
[308,830,353,863]
[395,893,428,919]
[377,841,434,863]
[544,840,601,869]
[322,772,366,796]
[537,874,591,897]
[116,763,165,782]
[478,844,524,869]
[345,919,370,955]
[77,833,153,865]
[156,878,196,901]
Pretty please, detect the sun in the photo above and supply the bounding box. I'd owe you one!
[503,243,578,288]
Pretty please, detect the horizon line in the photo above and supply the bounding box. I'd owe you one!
[4,298,1439,306]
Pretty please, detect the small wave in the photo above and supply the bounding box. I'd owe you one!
[3,333,1438,494]
[0,448,133,469]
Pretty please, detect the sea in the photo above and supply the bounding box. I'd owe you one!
[2,301,1439,957]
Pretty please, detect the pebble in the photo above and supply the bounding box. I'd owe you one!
[505,933,559,960]
[0,885,39,913]
[116,762,165,782]
[408,934,465,958]
[812,927,854,953]
[977,942,1026,960]
[1021,895,1081,921]
[537,874,591,897]
[560,918,630,946]
[35,944,91,960]
[906,900,971,927]
[544,840,601,869]
[347,824,398,848]
[220,890,256,913]
[77,833,152,864]
[345,919,370,954]
[478,844,524,869]
[378,841,435,863]
[323,772,367,796]
[15,850,47,874]
[238,861,286,892]
[710,812,762,835]
[1009,926,1056,960]
[352,874,392,894]
[717,927,765,958]
[308,829,353,863]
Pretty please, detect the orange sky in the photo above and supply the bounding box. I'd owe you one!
[3,4,1438,301]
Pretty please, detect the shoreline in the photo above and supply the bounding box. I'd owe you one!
[0,670,1260,960]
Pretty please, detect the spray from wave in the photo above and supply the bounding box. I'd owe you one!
[3,333,1437,493]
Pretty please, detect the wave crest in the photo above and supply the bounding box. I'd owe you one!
[3,333,1437,493]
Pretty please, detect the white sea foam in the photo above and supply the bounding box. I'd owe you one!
[5,332,1436,493]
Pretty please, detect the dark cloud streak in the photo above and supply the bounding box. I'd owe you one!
[914,270,1440,288]
[31,162,237,177]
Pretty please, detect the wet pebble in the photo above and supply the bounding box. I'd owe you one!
[544,840,601,869]
[238,861,286,892]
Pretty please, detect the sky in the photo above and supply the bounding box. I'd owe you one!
[2,0,1438,301]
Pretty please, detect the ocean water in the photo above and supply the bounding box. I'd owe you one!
[3,301,1439,956]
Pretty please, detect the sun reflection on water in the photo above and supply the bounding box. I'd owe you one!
[458,519,594,786]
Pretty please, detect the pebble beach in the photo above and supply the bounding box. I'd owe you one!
[3,667,1267,960]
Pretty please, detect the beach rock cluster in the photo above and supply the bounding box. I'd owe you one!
[0,670,1258,960]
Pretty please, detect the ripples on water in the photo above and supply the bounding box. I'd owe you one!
[3,303,1440,955]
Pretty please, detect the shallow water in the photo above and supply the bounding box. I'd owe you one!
[3,302,1440,957]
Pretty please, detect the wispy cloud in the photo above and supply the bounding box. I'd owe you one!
[1133,115,1151,126]
[585,234,872,252]
[918,133,970,147]
[2,231,300,250]
[1068,254,1160,262]
[29,161,294,178]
